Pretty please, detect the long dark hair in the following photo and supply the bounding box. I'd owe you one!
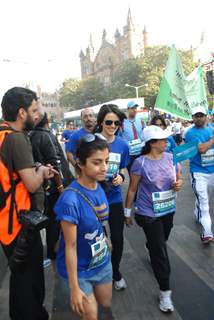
[94,104,126,134]
[150,115,167,129]
[75,135,109,174]
[141,139,158,155]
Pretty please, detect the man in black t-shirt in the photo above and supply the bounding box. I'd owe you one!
[30,112,73,261]
[0,87,55,320]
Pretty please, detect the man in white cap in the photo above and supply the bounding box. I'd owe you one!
[121,100,144,172]
[185,105,214,243]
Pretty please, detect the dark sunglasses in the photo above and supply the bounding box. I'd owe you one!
[104,120,121,126]
[82,133,106,143]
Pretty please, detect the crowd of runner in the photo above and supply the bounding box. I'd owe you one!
[0,88,213,320]
[57,101,213,319]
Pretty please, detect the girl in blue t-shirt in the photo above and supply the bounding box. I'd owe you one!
[94,104,129,291]
[54,135,112,319]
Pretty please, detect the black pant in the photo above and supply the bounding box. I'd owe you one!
[135,213,174,291]
[45,193,60,260]
[1,232,49,320]
[109,202,125,281]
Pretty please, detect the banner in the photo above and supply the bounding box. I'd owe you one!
[185,65,209,112]
[173,140,199,164]
[155,45,191,120]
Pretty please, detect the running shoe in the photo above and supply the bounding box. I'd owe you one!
[159,290,174,313]
[201,235,214,244]
[43,258,51,268]
[114,278,127,291]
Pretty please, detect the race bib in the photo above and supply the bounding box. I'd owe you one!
[152,189,176,217]
[128,139,142,156]
[201,149,214,167]
[88,237,108,270]
[106,152,121,179]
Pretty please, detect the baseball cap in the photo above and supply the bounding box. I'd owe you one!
[142,125,171,145]
[191,106,207,116]
[127,100,139,109]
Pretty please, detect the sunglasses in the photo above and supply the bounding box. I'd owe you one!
[82,133,106,143]
[104,120,121,126]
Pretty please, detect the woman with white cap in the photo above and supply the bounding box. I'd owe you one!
[125,125,182,313]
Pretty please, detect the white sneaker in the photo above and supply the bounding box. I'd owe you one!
[114,278,127,291]
[159,290,174,313]
[43,258,51,268]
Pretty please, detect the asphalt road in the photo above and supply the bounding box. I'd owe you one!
[1,161,214,320]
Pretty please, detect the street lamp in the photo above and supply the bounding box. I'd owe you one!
[125,83,148,98]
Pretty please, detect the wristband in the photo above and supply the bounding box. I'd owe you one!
[119,172,125,182]
[124,208,132,218]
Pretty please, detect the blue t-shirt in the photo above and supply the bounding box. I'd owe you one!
[67,128,89,154]
[54,180,110,279]
[166,135,177,153]
[207,123,214,134]
[62,130,74,151]
[106,136,129,204]
[185,126,214,173]
[121,118,143,156]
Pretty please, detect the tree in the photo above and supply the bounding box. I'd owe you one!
[77,76,107,107]
[59,76,107,110]
[108,59,144,99]
[58,78,80,110]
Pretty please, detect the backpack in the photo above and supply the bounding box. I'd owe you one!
[0,124,30,245]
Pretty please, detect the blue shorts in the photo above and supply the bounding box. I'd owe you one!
[61,261,112,296]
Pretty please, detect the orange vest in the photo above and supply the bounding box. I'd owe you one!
[0,125,31,245]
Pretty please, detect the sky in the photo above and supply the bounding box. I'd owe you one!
[0,0,213,96]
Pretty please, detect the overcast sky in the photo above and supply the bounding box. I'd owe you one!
[0,0,213,95]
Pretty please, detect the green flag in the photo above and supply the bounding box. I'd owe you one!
[155,45,191,120]
[185,65,208,112]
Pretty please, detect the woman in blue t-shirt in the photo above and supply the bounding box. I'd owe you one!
[94,104,129,291]
[54,135,112,319]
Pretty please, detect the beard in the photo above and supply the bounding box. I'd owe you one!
[24,114,35,131]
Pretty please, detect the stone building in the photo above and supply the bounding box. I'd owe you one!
[79,8,148,86]
[37,86,62,122]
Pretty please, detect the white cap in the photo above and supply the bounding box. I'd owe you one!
[191,106,207,116]
[142,125,171,145]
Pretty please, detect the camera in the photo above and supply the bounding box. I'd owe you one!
[8,211,49,273]
[18,210,49,231]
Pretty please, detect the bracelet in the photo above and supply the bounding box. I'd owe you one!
[124,208,132,217]
[119,172,125,182]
